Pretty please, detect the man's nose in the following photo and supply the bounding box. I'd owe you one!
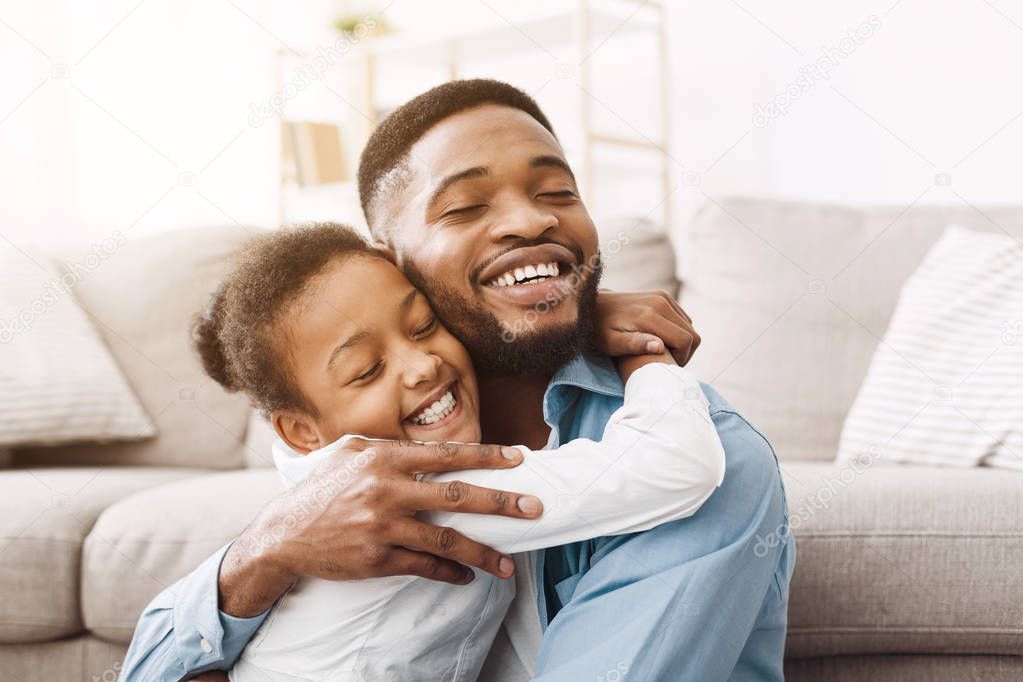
[402,348,442,388]
[487,198,558,242]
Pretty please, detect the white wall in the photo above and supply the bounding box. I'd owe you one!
[671,0,1023,210]
[1,0,1020,250]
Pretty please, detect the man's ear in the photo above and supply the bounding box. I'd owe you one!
[272,410,322,454]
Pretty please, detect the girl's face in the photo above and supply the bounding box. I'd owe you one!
[277,254,481,452]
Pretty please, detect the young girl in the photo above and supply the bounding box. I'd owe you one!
[194,222,725,681]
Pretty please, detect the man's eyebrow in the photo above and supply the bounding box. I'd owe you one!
[327,330,370,370]
[427,166,489,208]
[530,155,576,180]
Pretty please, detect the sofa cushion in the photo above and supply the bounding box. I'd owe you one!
[781,461,1023,657]
[836,225,1023,470]
[0,244,155,449]
[598,215,681,297]
[12,226,260,469]
[0,634,130,682]
[82,469,281,643]
[785,655,1023,682]
[0,467,202,643]
[679,197,1023,461]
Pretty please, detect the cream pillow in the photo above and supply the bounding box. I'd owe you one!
[836,225,1023,470]
[0,246,155,446]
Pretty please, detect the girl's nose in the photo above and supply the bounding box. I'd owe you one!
[402,348,442,388]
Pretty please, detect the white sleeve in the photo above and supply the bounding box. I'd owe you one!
[420,363,726,555]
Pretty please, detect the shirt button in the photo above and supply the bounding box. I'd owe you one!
[200,638,214,654]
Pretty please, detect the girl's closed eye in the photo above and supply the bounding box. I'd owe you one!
[353,360,383,383]
[414,316,438,338]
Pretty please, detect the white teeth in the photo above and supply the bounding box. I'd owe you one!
[487,262,563,287]
[411,390,456,425]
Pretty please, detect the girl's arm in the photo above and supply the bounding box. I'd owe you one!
[422,358,725,554]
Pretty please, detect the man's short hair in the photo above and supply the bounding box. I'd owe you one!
[357,78,556,237]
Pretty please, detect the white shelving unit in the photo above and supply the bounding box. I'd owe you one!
[277,0,672,228]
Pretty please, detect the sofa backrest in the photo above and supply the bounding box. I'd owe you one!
[13,225,259,469]
[679,196,1023,461]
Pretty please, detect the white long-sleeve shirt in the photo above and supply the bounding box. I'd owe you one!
[229,363,725,682]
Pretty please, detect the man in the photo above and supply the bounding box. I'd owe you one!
[123,79,794,681]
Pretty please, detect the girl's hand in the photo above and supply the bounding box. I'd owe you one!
[594,290,700,366]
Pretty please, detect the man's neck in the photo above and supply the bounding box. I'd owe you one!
[478,373,552,450]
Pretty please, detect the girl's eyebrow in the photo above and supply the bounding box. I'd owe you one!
[399,288,419,313]
[326,289,418,370]
[327,330,370,370]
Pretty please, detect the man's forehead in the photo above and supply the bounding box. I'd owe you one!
[409,104,562,183]
[371,104,564,246]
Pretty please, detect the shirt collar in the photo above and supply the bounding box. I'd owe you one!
[542,352,624,426]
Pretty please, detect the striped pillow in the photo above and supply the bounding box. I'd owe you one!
[0,246,155,448]
[836,225,1023,470]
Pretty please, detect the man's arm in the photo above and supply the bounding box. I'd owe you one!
[121,442,542,680]
[120,544,269,681]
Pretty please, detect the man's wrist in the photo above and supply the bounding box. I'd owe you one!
[218,525,297,618]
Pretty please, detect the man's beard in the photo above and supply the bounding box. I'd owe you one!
[404,257,602,378]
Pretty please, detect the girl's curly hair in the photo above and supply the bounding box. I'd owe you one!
[192,222,379,417]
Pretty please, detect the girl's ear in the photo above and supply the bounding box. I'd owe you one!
[272,410,322,454]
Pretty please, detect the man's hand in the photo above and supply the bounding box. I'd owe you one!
[219,440,542,618]
[594,290,701,366]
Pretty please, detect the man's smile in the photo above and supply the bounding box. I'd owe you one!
[476,242,583,307]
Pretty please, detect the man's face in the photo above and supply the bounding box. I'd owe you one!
[379,104,601,377]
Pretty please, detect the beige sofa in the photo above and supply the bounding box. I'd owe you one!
[1,198,1020,681]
